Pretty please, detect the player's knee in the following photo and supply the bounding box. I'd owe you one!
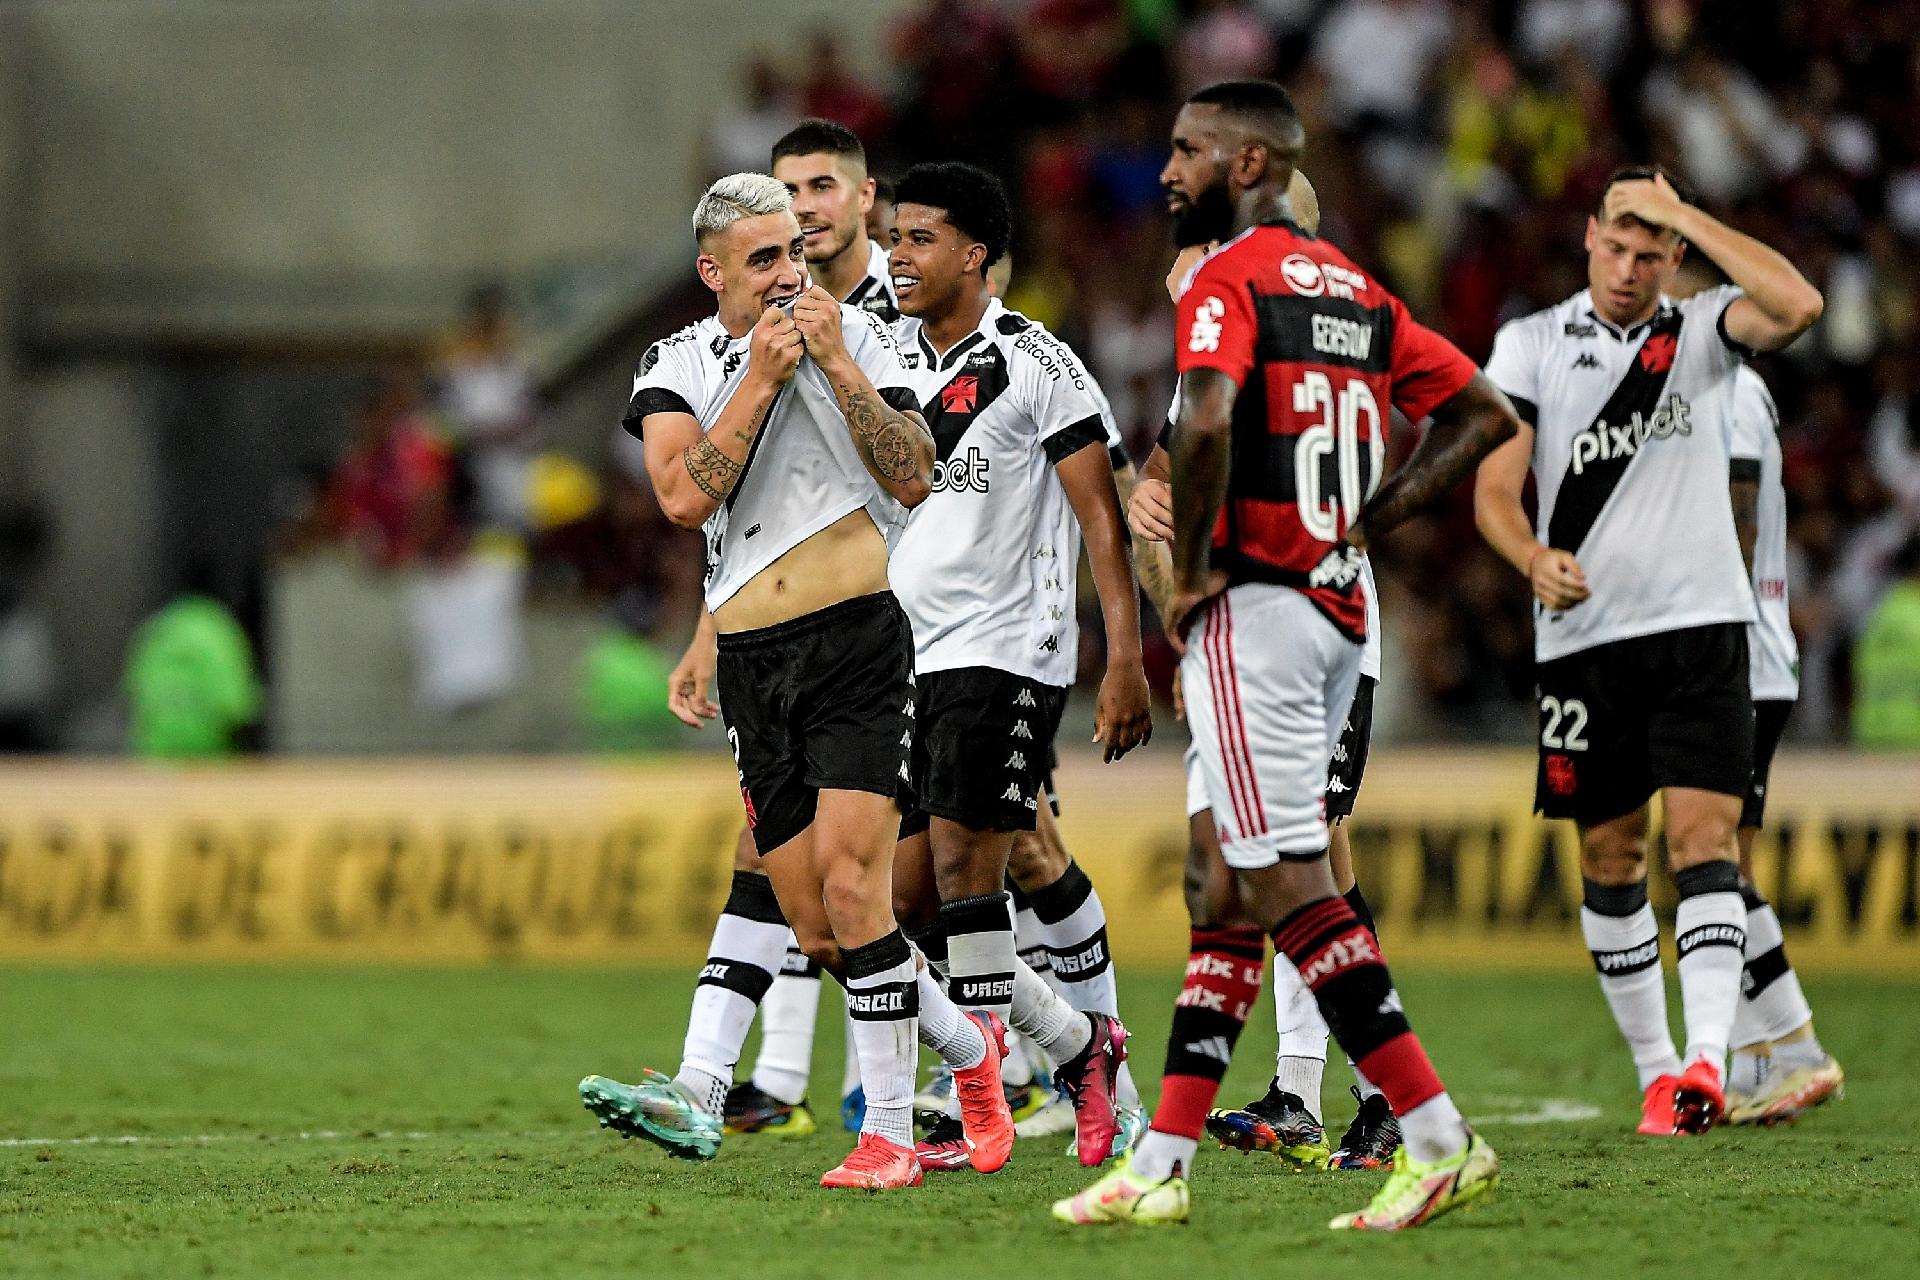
[1183,844,1244,927]
[730,833,760,873]
[1006,826,1064,888]
[1580,829,1648,884]
[793,929,842,978]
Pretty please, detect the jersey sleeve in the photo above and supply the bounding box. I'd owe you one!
[1728,366,1777,482]
[1175,259,1257,387]
[843,307,922,415]
[1011,327,1113,465]
[1385,293,1478,423]
[1691,283,1754,365]
[622,336,702,438]
[1483,316,1543,425]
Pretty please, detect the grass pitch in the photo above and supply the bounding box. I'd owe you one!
[1,964,1910,1278]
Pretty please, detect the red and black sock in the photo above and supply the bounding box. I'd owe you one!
[1152,925,1267,1140]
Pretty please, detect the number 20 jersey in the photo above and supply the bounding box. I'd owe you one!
[1175,219,1477,640]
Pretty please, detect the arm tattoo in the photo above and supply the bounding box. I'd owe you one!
[1351,410,1511,546]
[841,386,927,483]
[683,437,740,503]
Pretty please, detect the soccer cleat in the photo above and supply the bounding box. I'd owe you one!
[841,1086,865,1132]
[1051,1151,1190,1226]
[1206,1084,1331,1169]
[1054,1013,1129,1168]
[1068,1101,1148,1163]
[820,1132,923,1190]
[722,1082,817,1137]
[1637,1074,1682,1136]
[1329,1130,1499,1231]
[1329,1086,1401,1169]
[579,1071,722,1161]
[1672,1057,1725,1135]
[913,1065,954,1127]
[1726,1053,1845,1126]
[914,1114,973,1172]
[1005,1079,1053,1124]
[1015,1089,1078,1138]
[952,1010,1015,1173]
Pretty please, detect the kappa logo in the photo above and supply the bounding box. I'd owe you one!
[898,761,912,782]
[1011,720,1033,740]
[1000,783,1024,802]
[1639,332,1679,373]
[899,730,911,747]
[1005,751,1027,770]
[1188,297,1226,352]
[1037,635,1060,653]
[903,698,915,717]
[722,351,743,379]
[1014,688,1037,708]
[942,376,979,413]
[1572,352,1600,370]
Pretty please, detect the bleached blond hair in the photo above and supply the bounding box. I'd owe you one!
[693,172,791,246]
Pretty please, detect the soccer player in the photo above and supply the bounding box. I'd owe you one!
[1473,165,1823,1136]
[581,173,1012,1190]
[1129,176,1401,1174]
[1058,80,1520,1232]
[883,160,1150,1169]
[1723,362,1844,1124]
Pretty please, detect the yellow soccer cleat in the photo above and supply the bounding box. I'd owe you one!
[1329,1130,1498,1231]
[1726,1054,1845,1126]
[1051,1152,1189,1226]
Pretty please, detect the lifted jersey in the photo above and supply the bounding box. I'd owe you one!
[844,240,900,323]
[1174,219,1477,641]
[1486,286,1757,662]
[890,298,1113,683]
[1729,365,1798,700]
[623,305,919,612]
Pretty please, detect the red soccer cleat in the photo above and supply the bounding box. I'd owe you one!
[820,1133,924,1189]
[1056,1013,1129,1168]
[1637,1074,1681,1135]
[952,1011,1014,1173]
[1672,1057,1725,1135]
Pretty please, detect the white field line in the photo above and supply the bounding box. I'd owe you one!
[1469,1097,1604,1125]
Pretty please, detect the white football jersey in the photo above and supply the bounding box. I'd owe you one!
[624,305,918,613]
[1729,365,1798,701]
[890,298,1115,684]
[1485,286,1757,662]
[845,240,900,322]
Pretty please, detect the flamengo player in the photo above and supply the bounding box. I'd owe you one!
[580,174,1011,1190]
[1474,166,1823,1135]
[1057,80,1522,1232]
[1722,362,1843,1123]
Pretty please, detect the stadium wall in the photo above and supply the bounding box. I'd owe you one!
[1,752,1916,970]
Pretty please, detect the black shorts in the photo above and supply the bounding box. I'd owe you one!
[1742,698,1794,828]
[1533,623,1754,824]
[898,667,1069,839]
[716,592,915,854]
[1325,674,1376,824]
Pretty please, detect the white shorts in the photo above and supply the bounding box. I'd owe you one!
[1183,743,1211,819]
[1178,583,1361,869]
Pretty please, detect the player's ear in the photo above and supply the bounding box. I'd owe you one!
[859,176,876,218]
[965,243,987,276]
[1583,216,1598,254]
[695,253,725,295]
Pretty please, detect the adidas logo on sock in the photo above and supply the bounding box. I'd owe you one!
[1183,1036,1232,1064]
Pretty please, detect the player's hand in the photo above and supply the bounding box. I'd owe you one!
[666,639,719,728]
[751,305,805,386]
[1093,662,1153,762]
[1529,547,1591,611]
[790,285,851,373]
[1603,172,1687,232]
[1162,573,1226,654]
[1127,477,1175,543]
[1166,243,1216,302]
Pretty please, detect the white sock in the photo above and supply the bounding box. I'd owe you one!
[1010,958,1092,1062]
[1727,1048,1767,1095]
[749,941,821,1105]
[677,873,789,1115]
[1352,1064,1382,1101]
[842,931,918,1148]
[1028,860,1130,1102]
[1001,1031,1038,1087]
[1738,888,1817,1046]
[1272,954,1329,1111]
[1399,1092,1469,1164]
[915,962,986,1071]
[1581,880,1680,1089]
[1674,865,1747,1072]
[943,891,1017,1023]
[1129,1128,1198,1181]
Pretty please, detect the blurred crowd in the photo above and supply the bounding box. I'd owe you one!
[691,0,1920,744]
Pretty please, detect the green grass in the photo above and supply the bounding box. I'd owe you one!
[1,965,1910,1278]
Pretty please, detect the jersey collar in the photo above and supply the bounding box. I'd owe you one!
[844,240,892,309]
[917,296,1003,372]
[1580,291,1676,343]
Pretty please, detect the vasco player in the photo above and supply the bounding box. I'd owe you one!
[1058,80,1521,1232]
[634,120,907,1146]
[1475,166,1823,1137]
[883,161,1149,1169]
[1128,178,1401,1173]
[1723,362,1843,1124]
[579,174,1010,1190]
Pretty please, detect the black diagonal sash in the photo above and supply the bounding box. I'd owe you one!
[1546,308,1685,555]
[724,384,783,514]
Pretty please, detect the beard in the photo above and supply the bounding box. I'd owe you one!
[1171,180,1235,248]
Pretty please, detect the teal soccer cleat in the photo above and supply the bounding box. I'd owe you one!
[579,1070,722,1161]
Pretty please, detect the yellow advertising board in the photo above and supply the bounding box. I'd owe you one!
[0,752,1914,969]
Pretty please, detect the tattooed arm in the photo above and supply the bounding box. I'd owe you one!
[1116,451,1177,621]
[1345,371,1520,552]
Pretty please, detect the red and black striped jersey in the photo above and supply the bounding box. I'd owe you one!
[1174,219,1475,639]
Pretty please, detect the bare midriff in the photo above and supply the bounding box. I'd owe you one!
[712,508,891,633]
